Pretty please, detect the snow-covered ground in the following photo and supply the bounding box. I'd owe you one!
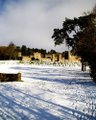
[0,61,96,120]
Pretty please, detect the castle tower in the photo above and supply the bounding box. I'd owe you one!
[58,53,62,62]
[52,54,56,62]
[34,52,41,61]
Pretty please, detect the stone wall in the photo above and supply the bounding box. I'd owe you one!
[21,56,31,62]
[0,73,21,82]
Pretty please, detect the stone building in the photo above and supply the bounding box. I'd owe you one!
[33,52,42,61]
[52,53,64,62]
[17,52,22,57]
[21,56,31,62]
[17,51,80,63]
[63,51,80,62]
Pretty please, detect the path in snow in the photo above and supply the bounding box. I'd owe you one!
[0,62,96,120]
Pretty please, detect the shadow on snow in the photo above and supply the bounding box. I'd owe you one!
[0,84,95,120]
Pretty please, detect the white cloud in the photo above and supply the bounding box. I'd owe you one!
[0,0,95,52]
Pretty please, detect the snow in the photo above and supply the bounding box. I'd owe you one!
[0,61,96,120]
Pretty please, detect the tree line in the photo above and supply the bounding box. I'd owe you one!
[17,45,57,56]
[0,42,57,60]
[0,42,17,60]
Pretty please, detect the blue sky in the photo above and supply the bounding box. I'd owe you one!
[0,0,96,52]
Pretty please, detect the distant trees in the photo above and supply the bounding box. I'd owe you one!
[6,42,18,59]
[48,49,56,54]
[52,6,96,82]
[0,42,58,61]
[0,46,7,60]
[19,45,47,56]
[0,42,18,60]
[39,49,46,55]
[21,45,27,56]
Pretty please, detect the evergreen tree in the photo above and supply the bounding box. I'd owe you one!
[52,8,96,81]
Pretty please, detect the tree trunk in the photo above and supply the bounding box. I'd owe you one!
[90,66,96,82]
[81,62,86,71]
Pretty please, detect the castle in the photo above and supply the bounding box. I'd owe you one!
[18,51,80,63]
[0,46,80,63]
